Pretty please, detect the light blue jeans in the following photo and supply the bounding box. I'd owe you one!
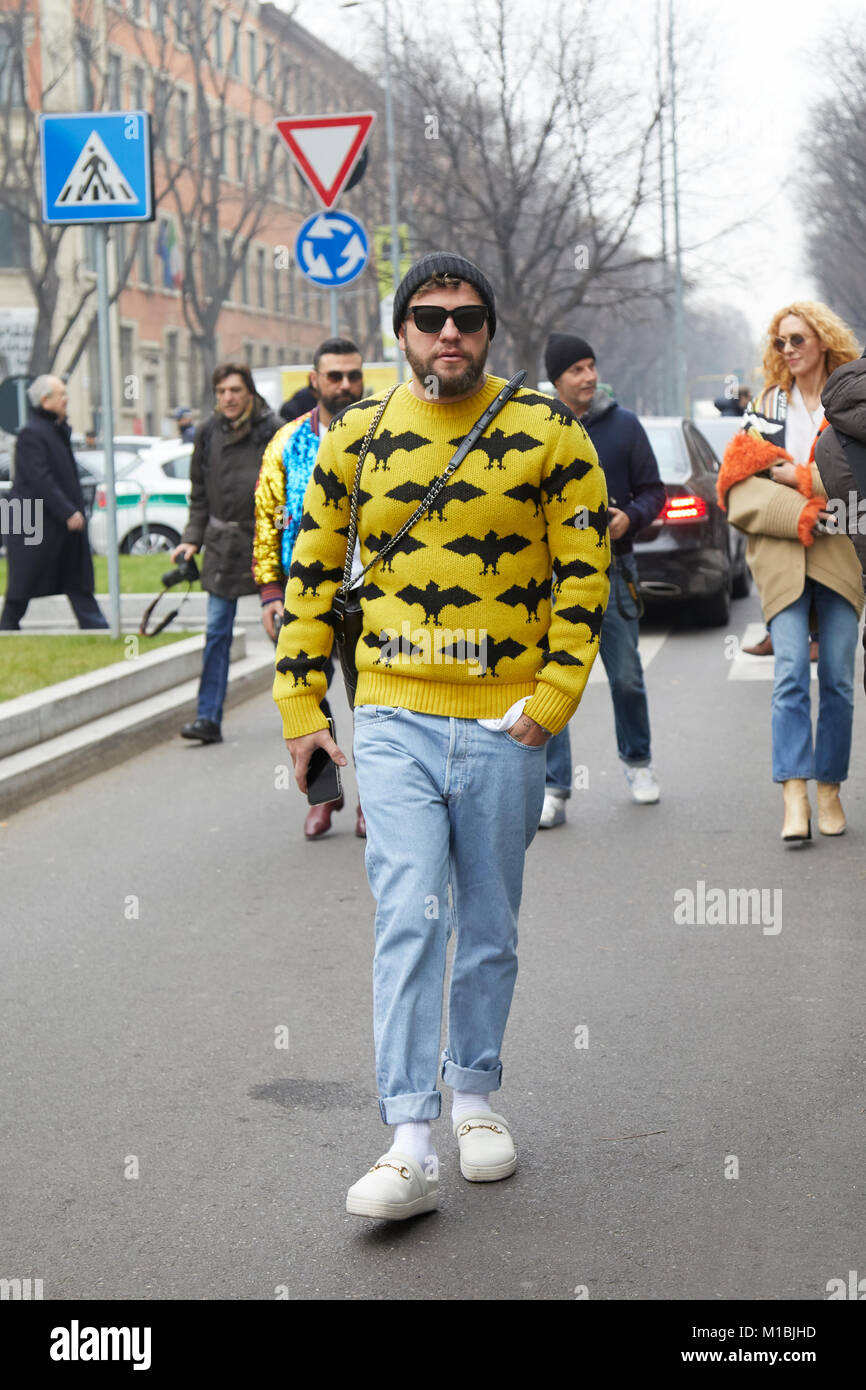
[198,593,237,725]
[767,579,858,783]
[353,706,547,1123]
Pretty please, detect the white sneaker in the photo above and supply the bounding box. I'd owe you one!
[539,791,567,828]
[625,765,660,804]
[345,1152,439,1220]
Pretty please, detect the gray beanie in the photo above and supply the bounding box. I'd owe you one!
[393,252,496,339]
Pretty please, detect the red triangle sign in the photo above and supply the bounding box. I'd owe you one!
[274,111,376,209]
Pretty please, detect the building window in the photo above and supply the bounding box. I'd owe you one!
[229,18,240,78]
[218,118,226,176]
[153,0,166,37]
[260,344,269,366]
[240,249,249,305]
[83,226,99,273]
[107,53,122,109]
[132,67,146,110]
[0,206,27,267]
[212,8,223,68]
[264,41,274,99]
[247,31,257,86]
[0,29,25,104]
[129,0,143,20]
[250,127,259,184]
[174,0,186,43]
[273,260,281,314]
[301,272,309,319]
[114,223,128,282]
[256,246,265,309]
[222,235,234,300]
[242,340,255,367]
[87,334,102,417]
[178,89,190,160]
[288,260,296,315]
[120,325,135,385]
[165,330,179,410]
[137,223,150,285]
[235,121,244,182]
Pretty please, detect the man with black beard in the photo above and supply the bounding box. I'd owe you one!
[254,338,366,838]
[273,253,609,1218]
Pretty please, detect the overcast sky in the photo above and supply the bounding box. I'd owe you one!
[282,0,862,343]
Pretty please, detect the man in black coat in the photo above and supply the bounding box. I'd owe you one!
[0,375,108,630]
[815,353,866,695]
[172,361,279,742]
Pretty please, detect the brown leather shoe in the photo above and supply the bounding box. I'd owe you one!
[304,795,344,840]
[743,633,773,656]
[355,803,367,838]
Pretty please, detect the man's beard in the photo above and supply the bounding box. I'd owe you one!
[404,338,489,398]
[319,385,363,417]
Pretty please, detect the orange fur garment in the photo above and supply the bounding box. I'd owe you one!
[717,431,821,548]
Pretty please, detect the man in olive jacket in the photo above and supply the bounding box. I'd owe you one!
[172,361,279,742]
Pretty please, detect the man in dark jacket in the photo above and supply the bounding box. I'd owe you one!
[540,333,666,823]
[172,362,279,741]
[815,352,866,693]
[0,375,108,631]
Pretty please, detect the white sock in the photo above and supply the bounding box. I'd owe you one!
[390,1121,436,1168]
[452,1091,493,1123]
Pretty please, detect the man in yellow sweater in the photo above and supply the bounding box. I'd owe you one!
[274,252,610,1219]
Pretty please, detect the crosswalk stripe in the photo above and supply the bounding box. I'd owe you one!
[727,622,818,681]
[587,631,670,684]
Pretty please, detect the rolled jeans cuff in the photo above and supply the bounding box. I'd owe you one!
[441,1057,503,1094]
[378,1090,442,1124]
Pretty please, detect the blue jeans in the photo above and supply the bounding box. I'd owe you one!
[767,580,858,783]
[353,706,547,1123]
[546,553,651,795]
[197,593,237,725]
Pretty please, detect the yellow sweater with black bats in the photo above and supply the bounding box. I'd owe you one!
[273,375,610,738]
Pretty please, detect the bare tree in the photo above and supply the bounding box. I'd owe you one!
[802,25,866,339]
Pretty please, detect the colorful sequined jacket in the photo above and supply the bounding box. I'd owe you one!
[253,409,320,605]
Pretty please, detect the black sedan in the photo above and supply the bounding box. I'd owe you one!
[632,417,750,626]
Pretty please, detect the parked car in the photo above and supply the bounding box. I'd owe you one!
[632,417,750,626]
[88,440,192,554]
[691,414,746,463]
[73,449,142,517]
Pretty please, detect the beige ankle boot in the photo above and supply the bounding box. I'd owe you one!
[816,782,846,835]
[781,779,811,841]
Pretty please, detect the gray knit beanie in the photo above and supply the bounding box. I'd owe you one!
[393,252,496,339]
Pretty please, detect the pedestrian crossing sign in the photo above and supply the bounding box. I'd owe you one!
[40,112,154,225]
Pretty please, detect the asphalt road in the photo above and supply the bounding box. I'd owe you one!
[1,587,864,1302]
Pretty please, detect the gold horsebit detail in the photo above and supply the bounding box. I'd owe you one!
[458,1122,504,1137]
[370,1161,411,1180]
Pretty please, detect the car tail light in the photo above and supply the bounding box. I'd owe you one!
[95,485,106,509]
[661,494,708,522]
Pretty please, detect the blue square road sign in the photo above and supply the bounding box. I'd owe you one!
[40,111,154,225]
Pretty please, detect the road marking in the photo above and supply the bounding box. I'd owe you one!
[587,631,669,684]
[727,622,818,681]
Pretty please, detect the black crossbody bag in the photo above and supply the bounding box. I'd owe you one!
[331,371,527,705]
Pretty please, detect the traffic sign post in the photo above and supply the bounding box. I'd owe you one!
[40,112,155,638]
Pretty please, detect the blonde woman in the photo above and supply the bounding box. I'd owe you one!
[719,301,863,841]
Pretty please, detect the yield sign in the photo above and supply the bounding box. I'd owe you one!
[274,111,375,209]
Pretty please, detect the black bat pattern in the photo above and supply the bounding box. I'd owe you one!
[562,501,608,546]
[556,602,605,642]
[503,481,542,515]
[356,581,386,603]
[552,556,600,582]
[385,477,485,520]
[362,631,420,665]
[312,462,348,508]
[516,391,577,428]
[541,456,593,503]
[289,557,344,596]
[297,513,320,534]
[275,648,330,686]
[443,529,530,575]
[437,634,526,676]
[345,429,431,472]
[495,576,552,621]
[364,531,426,572]
[543,649,585,668]
[449,429,541,470]
[396,581,480,624]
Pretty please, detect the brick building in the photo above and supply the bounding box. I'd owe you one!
[0,0,388,436]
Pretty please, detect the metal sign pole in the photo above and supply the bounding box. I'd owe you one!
[96,224,121,638]
[330,287,339,336]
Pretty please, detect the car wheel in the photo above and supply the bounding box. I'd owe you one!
[697,577,732,627]
[122,525,181,555]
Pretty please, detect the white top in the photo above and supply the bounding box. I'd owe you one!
[786,384,825,465]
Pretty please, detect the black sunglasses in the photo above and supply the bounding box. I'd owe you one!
[407,305,489,334]
[322,369,363,383]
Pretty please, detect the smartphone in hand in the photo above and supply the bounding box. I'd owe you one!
[306,718,342,806]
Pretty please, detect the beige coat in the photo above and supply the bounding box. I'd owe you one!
[726,464,864,624]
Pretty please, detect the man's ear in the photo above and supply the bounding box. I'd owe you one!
[397,324,406,351]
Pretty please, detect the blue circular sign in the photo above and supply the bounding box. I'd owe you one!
[295,210,369,288]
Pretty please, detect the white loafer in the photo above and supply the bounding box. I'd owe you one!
[453,1112,517,1182]
[346,1151,439,1220]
